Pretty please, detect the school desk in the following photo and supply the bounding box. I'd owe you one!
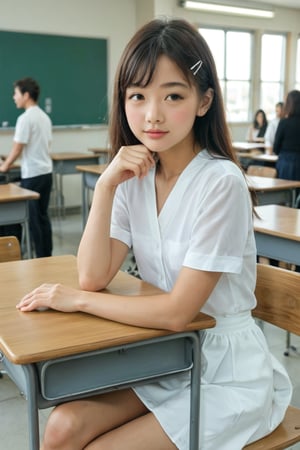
[51,152,99,217]
[0,254,215,450]
[237,151,278,167]
[250,153,278,164]
[88,147,111,163]
[254,204,300,267]
[0,183,39,258]
[232,141,265,152]
[0,161,21,183]
[247,175,300,207]
[76,164,107,227]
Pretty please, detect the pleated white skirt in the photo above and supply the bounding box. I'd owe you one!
[133,312,292,450]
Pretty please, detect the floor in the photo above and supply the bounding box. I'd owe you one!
[1,211,300,449]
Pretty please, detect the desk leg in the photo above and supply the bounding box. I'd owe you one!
[58,174,65,218]
[24,203,32,259]
[190,332,201,450]
[81,173,88,230]
[23,365,40,450]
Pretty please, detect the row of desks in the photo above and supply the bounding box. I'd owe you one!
[76,164,300,225]
[1,154,300,263]
[1,151,111,218]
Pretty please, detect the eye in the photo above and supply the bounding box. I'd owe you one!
[166,93,183,101]
[127,93,144,101]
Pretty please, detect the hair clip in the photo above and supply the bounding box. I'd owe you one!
[190,59,203,75]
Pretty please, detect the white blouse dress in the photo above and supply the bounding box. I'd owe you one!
[110,150,292,450]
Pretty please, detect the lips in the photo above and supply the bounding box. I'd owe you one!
[144,130,168,139]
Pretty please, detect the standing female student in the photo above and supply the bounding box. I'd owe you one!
[17,18,292,450]
[274,90,300,184]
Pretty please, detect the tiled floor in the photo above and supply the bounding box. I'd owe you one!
[1,212,300,449]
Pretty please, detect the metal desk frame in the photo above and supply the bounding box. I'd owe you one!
[2,331,203,450]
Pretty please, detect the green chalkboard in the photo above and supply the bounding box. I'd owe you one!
[0,31,108,126]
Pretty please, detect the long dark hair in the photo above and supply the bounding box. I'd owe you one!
[284,90,300,117]
[110,19,236,161]
[109,18,256,206]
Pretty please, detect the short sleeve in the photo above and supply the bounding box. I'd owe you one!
[13,114,31,144]
[183,173,252,274]
[110,183,132,248]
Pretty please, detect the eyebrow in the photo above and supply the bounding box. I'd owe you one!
[161,81,189,89]
[128,81,189,89]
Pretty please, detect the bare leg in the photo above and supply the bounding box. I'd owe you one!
[85,412,177,450]
[41,389,150,450]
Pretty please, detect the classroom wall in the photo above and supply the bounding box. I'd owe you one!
[1,0,300,207]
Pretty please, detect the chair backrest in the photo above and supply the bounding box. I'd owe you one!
[247,165,277,178]
[0,236,21,262]
[254,263,300,336]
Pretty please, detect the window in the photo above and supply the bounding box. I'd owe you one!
[199,27,252,122]
[296,36,300,90]
[260,33,286,119]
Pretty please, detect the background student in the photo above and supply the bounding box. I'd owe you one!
[0,77,53,257]
[274,90,300,184]
[246,108,268,143]
[264,101,284,154]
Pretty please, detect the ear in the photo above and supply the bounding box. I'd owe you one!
[23,91,30,102]
[197,88,214,117]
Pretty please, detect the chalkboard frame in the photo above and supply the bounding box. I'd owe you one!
[0,30,108,127]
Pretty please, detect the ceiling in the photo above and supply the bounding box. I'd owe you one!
[239,0,300,9]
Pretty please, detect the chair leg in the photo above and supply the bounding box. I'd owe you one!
[284,331,300,356]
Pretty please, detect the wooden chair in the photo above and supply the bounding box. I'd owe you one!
[0,236,21,378]
[0,235,21,262]
[244,264,300,449]
[247,165,277,178]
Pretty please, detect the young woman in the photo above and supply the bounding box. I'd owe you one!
[274,90,300,183]
[17,18,292,450]
[246,108,268,142]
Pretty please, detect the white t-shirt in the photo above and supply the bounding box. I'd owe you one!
[264,117,280,148]
[14,105,53,179]
[111,150,257,318]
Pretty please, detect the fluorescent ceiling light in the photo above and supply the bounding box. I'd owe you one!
[183,1,275,18]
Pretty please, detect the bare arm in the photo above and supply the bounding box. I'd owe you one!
[16,267,221,331]
[77,145,155,291]
[0,142,23,172]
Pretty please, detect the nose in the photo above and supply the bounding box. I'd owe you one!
[145,100,163,124]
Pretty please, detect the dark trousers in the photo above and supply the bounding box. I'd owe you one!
[21,173,53,258]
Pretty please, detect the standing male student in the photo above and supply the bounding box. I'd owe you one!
[0,77,53,257]
[264,101,284,154]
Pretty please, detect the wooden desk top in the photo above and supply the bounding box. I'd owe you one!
[247,175,300,192]
[237,152,278,163]
[51,152,100,161]
[0,255,215,364]
[233,141,265,152]
[0,183,39,203]
[251,154,278,163]
[76,164,108,175]
[88,147,112,154]
[254,205,300,241]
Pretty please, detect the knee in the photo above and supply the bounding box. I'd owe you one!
[42,404,81,449]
